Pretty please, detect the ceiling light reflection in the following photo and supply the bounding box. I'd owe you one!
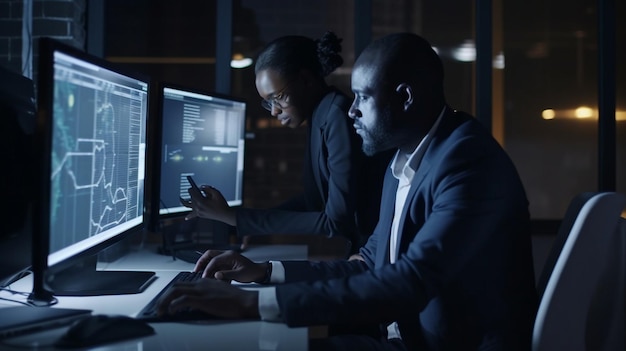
[541,107,626,121]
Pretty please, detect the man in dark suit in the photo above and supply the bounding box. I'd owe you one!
[157,32,538,351]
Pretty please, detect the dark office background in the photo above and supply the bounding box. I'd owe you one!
[105,0,626,219]
[2,0,623,218]
[0,0,624,276]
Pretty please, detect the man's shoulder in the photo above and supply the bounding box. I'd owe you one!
[445,109,480,128]
[427,109,513,168]
[438,109,497,143]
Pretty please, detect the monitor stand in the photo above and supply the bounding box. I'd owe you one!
[44,255,156,296]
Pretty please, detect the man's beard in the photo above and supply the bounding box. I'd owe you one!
[360,107,394,156]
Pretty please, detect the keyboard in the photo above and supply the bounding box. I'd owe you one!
[136,271,215,322]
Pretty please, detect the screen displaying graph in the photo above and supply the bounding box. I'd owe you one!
[48,51,148,259]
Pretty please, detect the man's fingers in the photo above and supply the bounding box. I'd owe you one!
[156,284,198,315]
[194,250,224,273]
[203,253,230,278]
[168,294,207,314]
[214,270,237,281]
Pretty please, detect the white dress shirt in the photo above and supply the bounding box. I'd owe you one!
[258,107,447,334]
[386,106,445,338]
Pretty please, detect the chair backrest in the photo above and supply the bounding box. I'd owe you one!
[535,192,597,299]
[532,192,626,351]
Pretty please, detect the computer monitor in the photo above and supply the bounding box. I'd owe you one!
[145,83,247,230]
[143,83,247,258]
[29,38,156,301]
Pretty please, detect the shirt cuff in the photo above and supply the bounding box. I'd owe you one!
[268,261,285,283]
[258,286,281,322]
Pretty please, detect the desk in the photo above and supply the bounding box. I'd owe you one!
[0,245,309,350]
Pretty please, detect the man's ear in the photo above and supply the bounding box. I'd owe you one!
[395,83,414,112]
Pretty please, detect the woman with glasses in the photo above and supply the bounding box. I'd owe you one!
[182,31,391,253]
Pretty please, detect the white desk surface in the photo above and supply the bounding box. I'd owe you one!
[0,245,309,351]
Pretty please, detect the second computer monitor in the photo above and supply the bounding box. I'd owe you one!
[157,84,246,217]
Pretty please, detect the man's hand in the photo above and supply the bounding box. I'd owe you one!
[156,279,260,319]
[194,250,269,283]
[180,184,236,226]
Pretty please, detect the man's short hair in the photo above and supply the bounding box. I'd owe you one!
[357,33,444,94]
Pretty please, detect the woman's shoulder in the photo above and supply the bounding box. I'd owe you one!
[314,88,351,121]
[326,87,351,107]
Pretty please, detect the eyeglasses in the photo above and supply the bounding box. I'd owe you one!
[261,81,292,112]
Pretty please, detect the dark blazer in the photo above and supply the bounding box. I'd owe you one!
[236,89,390,247]
[275,109,538,350]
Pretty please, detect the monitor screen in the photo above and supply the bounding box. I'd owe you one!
[48,49,148,266]
[30,38,155,299]
[156,85,247,217]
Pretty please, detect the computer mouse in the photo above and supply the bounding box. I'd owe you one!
[54,314,155,348]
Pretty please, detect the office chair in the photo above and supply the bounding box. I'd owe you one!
[532,192,626,351]
[535,192,596,300]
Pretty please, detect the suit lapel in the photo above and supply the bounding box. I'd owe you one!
[390,108,459,260]
[396,107,454,258]
[394,157,431,260]
[376,170,397,268]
